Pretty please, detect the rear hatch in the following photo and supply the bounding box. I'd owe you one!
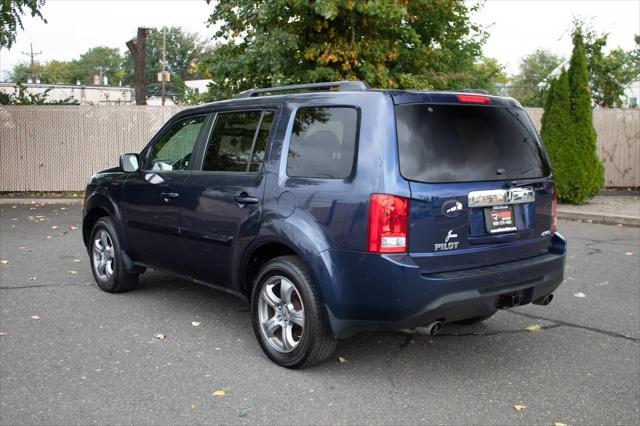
[394,96,555,274]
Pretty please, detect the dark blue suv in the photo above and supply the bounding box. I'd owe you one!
[83,81,566,368]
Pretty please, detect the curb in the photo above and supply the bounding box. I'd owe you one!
[558,209,639,227]
[0,198,83,205]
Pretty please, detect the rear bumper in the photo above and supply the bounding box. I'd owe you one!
[312,233,566,338]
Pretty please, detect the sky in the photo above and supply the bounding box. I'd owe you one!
[1,0,638,81]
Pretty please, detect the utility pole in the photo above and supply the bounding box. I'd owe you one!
[161,30,167,106]
[21,43,42,82]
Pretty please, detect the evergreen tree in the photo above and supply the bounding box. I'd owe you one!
[541,71,585,203]
[568,29,604,199]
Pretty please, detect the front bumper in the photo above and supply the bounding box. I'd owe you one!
[312,233,567,338]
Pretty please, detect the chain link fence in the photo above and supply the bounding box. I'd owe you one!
[1,106,638,191]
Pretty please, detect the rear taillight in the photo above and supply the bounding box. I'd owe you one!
[368,194,409,253]
[552,187,558,232]
[456,94,492,104]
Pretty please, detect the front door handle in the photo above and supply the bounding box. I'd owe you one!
[235,194,259,205]
[161,192,180,202]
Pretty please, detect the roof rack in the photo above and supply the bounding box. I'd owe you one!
[235,80,370,98]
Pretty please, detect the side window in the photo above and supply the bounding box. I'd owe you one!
[249,111,274,172]
[146,116,205,171]
[203,111,274,172]
[286,107,358,179]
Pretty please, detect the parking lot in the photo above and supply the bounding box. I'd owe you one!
[1,202,638,425]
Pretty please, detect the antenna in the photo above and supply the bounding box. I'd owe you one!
[21,43,43,82]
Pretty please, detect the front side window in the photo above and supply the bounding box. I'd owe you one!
[203,111,274,172]
[146,116,205,171]
[286,107,358,179]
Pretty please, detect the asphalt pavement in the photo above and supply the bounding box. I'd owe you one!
[1,203,638,425]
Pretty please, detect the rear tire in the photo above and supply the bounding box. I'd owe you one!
[89,217,138,293]
[251,255,337,368]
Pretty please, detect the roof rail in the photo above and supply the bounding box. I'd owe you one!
[236,80,370,98]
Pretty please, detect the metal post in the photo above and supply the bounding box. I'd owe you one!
[161,30,167,106]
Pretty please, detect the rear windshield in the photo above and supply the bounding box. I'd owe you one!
[395,104,549,183]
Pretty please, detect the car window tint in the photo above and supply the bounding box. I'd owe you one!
[249,111,274,172]
[286,107,358,179]
[147,116,204,171]
[203,111,263,172]
[395,104,549,183]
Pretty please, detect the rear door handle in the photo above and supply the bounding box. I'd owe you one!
[161,192,180,202]
[235,194,259,205]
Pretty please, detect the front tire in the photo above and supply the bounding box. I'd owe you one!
[89,217,138,293]
[251,256,336,368]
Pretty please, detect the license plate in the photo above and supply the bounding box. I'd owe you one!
[484,205,517,234]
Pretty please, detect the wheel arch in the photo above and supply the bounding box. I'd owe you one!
[82,193,127,250]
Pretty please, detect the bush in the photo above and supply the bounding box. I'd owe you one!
[540,29,604,204]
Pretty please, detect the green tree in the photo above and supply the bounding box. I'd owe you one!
[202,0,488,100]
[73,46,126,85]
[578,22,640,107]
[123,26,205,99]
[8,61,35,83]
[567,28,603,201]
[540,71,584,202]
[9,46,126,85]
[469,56,508,94]
[510,49,564,107]
[1,0,46,48]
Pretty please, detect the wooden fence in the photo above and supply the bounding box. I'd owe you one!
[0,105,638,191]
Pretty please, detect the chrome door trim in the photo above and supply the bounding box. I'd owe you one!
[468,187,535,207]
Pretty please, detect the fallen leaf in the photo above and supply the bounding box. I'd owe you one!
[625,252,634,256]
[69,225,79,231]
[0,332,8,336]
[553,423,568,426]
[525,324,541,332]
[574,292,586,298]
[51,225,59,230]
[338,356,348,364]
[514,404,526,411]
[67,270,77,275]
[31,315,40,320]
[155,334,166,341]
[191,321,201,327]
[617,223,624,227]
[0,260,8,265]
[212,390,225,397]
[46,236,52,239]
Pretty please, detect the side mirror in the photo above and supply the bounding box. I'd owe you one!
[120,153,140,173]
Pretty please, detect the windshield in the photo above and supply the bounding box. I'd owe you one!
[395,104,550,183]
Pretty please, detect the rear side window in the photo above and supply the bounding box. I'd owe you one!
[203,111,274,172]
[395,104,549,183]
[287,107,358,179]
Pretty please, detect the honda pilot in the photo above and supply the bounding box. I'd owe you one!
[82,81,566,368]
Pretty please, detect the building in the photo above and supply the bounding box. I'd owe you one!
[0,82,134,105]
[184,79,212,95]
[146,95,176,106]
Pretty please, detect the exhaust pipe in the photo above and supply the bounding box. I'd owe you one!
[424,320,443,336]
[532,293,554,306]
